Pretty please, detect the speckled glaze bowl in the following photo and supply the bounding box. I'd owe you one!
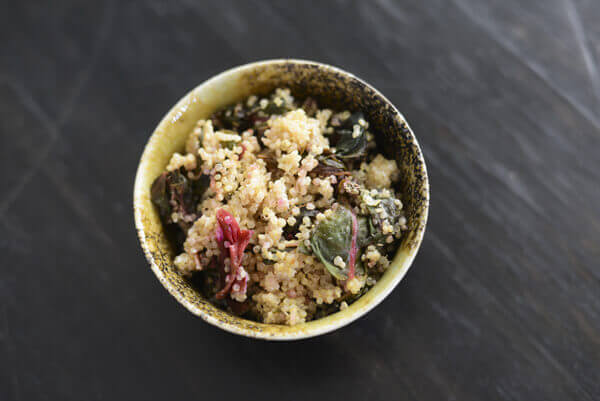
[133,59,429,340]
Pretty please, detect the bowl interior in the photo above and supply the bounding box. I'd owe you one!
[134,60,429,339]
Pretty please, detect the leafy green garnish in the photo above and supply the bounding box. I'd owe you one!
[333,112,368,159]
[310,206,358,280]
[360,189,403,244]
[310,154,351,178]
[263,100,291,115]
[150,172,172,220]
[150,169,209,228]
[283,206,318,240]
[210,91,293,136]
[357,216,371,248]
[211,103,250,131]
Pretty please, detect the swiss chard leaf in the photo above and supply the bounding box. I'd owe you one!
[150,172,172,221]
[310,206,356,280]
[150,169,210,226]
[310,154,351,178]
[361,190,403,244]
[263,100,292,115]
[191,173,210,204]
[283,206,319,240]
[211,103,251,131]
[210,91,294,138]
[333,112,367,159]
[357,216,371,248]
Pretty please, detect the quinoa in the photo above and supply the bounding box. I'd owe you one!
[151,88,406,325]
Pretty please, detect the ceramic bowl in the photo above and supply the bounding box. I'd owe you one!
[133,59,429,340]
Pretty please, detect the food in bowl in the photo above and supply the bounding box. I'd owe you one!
[150,88,407,325]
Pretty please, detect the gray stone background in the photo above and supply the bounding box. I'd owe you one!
[1,1,599,400]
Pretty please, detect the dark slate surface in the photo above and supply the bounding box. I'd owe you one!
[1,1,599,400]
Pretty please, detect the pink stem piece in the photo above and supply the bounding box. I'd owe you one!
[214,209,253,299]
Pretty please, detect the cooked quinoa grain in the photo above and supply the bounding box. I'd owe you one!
[151,88,406,325]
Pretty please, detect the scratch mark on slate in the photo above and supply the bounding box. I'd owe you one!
[428,231,460,265]
[451,0,600,131]
[373,0,410,25]
[0,1,115,220]
[428,232,595,401]
[572,309,600,349]
[43,169,115,248]
[564,0,600,111]
[0,81,61,220]
[429,299,482,337]
[57,0,115,126]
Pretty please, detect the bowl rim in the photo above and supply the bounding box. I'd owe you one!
[133,58,429,340]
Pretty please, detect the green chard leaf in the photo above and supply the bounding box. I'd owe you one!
[357,216,371,248]
[150,169,210,226]
[283,206,319,240]
[333,112,368,159]
[310,206,363,280]
[150,172,172,221]
[263,92,294,115]
[310,154,351,178]
[211,103,250,131]
[360,189,403,244]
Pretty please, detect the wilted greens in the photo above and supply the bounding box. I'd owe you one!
[330,112,368,159]
[310,154,351,178]
[310,206,360,280]
[283,206,319,240]
[211,91,294,134]
[307,188,404,291]
[360,189,404,244]
[150,169,209,230]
